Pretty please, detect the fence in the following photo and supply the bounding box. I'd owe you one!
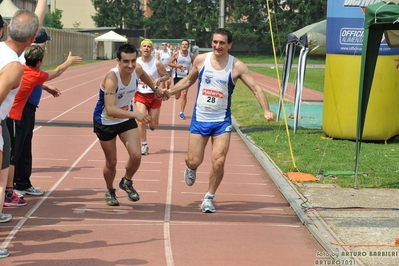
[40,28,95,66]
[0,26,96,67]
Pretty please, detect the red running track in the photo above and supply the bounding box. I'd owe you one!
[0,60,323,265]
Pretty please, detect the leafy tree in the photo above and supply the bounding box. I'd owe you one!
[91,0,144,29]
[184,0,219,47]
[226,0,270,53]
[145,0,189,39]
[44,9,63,29]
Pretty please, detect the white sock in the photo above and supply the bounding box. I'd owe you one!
[204,192,215,199]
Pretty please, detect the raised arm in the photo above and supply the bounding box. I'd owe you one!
[35,0,47,31]
[0,62,23,106]
[234,59,275,122]
[46,51,82,81]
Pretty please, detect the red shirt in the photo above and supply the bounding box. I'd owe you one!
[8,65,48,120]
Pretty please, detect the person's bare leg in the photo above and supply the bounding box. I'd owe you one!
[207,133,231,194]
[99,138,118,189]
[119,128,142,180]
[135,101,148,143]
[0,166,9,212]
[148,107,160,131]
[180,89,188,114]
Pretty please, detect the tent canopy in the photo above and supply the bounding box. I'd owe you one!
[355,1,399,187]
[277,20,326,133]
[0,0,19,19]
[95,31,127,42]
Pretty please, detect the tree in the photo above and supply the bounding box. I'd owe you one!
[145,0,189,39]
[184,0,219,47]
[44,9,63,29]
[91,0,144,29]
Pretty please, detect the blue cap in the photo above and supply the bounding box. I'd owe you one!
[34,29,51,44]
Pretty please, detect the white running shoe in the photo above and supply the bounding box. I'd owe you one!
[184,167,197,186]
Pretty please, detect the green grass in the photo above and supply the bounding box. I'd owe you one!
[41,60,99,71]
[231,54,399,188]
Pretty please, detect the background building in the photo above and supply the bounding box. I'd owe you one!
[50,0,96,29]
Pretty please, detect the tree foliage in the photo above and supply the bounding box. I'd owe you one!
[91,0,144,29]
[87,0,327,53]
[44,9,63,29]
[145,0,189,39]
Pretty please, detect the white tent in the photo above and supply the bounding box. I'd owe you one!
[95,31,127,42]
[0,0,19,20]
[95,31,127,59]
[277,20,326,133]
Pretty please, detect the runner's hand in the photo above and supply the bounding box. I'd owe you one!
[135,112,151,124]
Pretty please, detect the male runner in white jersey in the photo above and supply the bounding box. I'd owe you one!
[167,28,275,213]
[168,39,195,120]
[134,39,169,155]
[158,42,172,90]
[93,43,166,206]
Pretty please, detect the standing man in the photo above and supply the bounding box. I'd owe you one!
[0,0,47,259]
[93,43,165,206]
[168,39,195,120]
[134,39,169,156]
[6,44,81,205]
[167,28,275,213]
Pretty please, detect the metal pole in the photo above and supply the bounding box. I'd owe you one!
[219,0,225,28]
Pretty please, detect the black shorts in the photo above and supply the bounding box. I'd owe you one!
[1,119,10,169]
[6,118,15,164]
[174,77,183,85]
[93,119,138,141]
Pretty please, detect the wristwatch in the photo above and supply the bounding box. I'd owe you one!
[153,85,159,91]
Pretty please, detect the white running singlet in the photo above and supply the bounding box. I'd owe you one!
[193,52,235,122]
[93,66,138,125]
[137,57,158,94]
[175,51,192,78]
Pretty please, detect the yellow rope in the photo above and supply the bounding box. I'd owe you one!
[265,0,298,172]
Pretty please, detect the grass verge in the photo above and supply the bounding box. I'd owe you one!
[231,55,399,189]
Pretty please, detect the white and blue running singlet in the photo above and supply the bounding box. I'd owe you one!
[174,51,192,78]
[137,57,158,94]
[93,66,138,125]
[193,52,235,123]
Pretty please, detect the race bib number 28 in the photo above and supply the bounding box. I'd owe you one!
[202,88,224,108]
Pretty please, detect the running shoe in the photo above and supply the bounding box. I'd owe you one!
[201,198,216,213]
[179,112,186,120]
[141,144,149,155]
[15,186,44,196]
[4,191,27,207]
[184,167,197,186]
[0,213,12,223]
[105,189,119,206]
[0,248,9,259]
[119,177,140,202]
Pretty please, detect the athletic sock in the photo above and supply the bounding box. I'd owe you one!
[204,191,215,199]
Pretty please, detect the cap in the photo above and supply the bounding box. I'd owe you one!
[140,39,153,47]
[34,29,51,44]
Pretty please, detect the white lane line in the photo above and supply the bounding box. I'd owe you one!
[181,192,275,197]
[0,138,99,249]
[164,93,176,266]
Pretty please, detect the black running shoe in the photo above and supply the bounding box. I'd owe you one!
[105,189,119,206]
[119,177,140,202]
